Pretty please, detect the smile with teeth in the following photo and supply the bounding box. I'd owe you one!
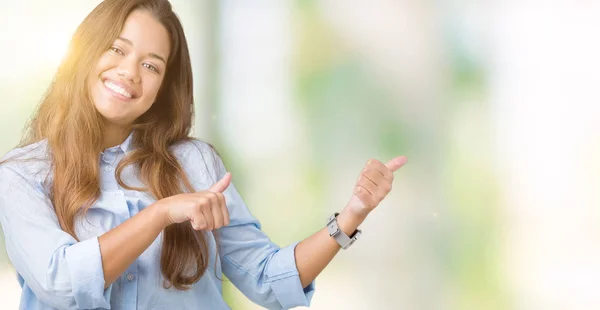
[104,80,134,99]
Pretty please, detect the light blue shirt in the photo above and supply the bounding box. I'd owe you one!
[0,132,315,310]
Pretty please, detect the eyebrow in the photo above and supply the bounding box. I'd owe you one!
[116,37,167,64]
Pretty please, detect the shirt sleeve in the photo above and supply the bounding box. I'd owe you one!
[0,165,112,310]
[185,140,315,309]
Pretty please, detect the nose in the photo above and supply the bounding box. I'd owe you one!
[117,56,141,84]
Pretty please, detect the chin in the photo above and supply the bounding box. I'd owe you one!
[101,115,129,126]
[94,104,129,124]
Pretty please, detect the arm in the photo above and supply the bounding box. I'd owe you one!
[0,165,114,309]
[0,151,227,308]
[0,163,173,308]
[194,142,316,310]
[197,139,406,308]
[98,201,167,289]
[215,179,317,310]
[294,206,366,288]
[99,170,231,289]
[295,157,408,288]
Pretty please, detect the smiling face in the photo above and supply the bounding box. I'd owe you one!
[88,9,171,128]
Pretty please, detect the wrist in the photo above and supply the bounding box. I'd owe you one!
[335,207,367,236]
[149,200,171,230]
[344,195,373,219]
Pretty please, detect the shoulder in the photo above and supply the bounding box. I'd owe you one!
[0,139,52,179]
[0,139,51,196]
[170,138,224,186]
[170,138,216,160]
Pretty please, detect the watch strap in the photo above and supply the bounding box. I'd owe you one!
[326,212,361,250]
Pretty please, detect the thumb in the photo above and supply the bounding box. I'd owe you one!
[385,156,408,173]
[209,172,232,193]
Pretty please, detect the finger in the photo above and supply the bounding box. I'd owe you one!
[188,197,209,229]
[362,168,392,194]
[361,166,387,187]
[210,195,224,228]
[384,156,408,173]
[358,173,377,190]
[357,175,379,199]
[201,206,215,230]
[209,172,232,193]
[198,193,218,230]
[190,213,207,230]
[367,159,393,181]
[218,193,230,226]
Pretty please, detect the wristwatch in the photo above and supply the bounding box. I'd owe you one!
[326,212,362,250]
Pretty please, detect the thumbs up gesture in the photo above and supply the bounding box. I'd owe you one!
[160,172,233,230]
[345,156,408,218]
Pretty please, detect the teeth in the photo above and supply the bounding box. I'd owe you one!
[104,80,133,98]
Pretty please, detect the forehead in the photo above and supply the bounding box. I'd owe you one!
[118,9,170,61]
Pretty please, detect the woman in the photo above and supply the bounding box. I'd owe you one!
[0,0,407,309]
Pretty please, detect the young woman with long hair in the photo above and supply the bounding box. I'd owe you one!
[0,0,407,309]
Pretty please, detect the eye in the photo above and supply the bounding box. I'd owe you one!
[109,46,124,55]
[143,63,159,73]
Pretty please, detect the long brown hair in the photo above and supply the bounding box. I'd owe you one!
[8,0,211,290]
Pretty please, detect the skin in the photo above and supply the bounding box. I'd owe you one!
[92,9,408,292]
[88,9,169,149]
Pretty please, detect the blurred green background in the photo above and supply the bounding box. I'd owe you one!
[2,1,600,309]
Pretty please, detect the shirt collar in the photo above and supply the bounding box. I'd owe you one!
[102,130,134,155]
[120,130,134,154]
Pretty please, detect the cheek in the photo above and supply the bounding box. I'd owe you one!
[150,78,164,97]
[88,55,112,91]
[92,53,113,76]
[142,79,164,104]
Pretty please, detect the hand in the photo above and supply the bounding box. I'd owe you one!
[346,156,407,218]
[158,172,233,230]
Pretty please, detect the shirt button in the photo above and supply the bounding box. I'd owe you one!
[105,166,113,172]
[126,273,135,282]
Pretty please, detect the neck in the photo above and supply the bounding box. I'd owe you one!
[103,124,132,150]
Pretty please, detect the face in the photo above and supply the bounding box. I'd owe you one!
[88,9,170,127]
